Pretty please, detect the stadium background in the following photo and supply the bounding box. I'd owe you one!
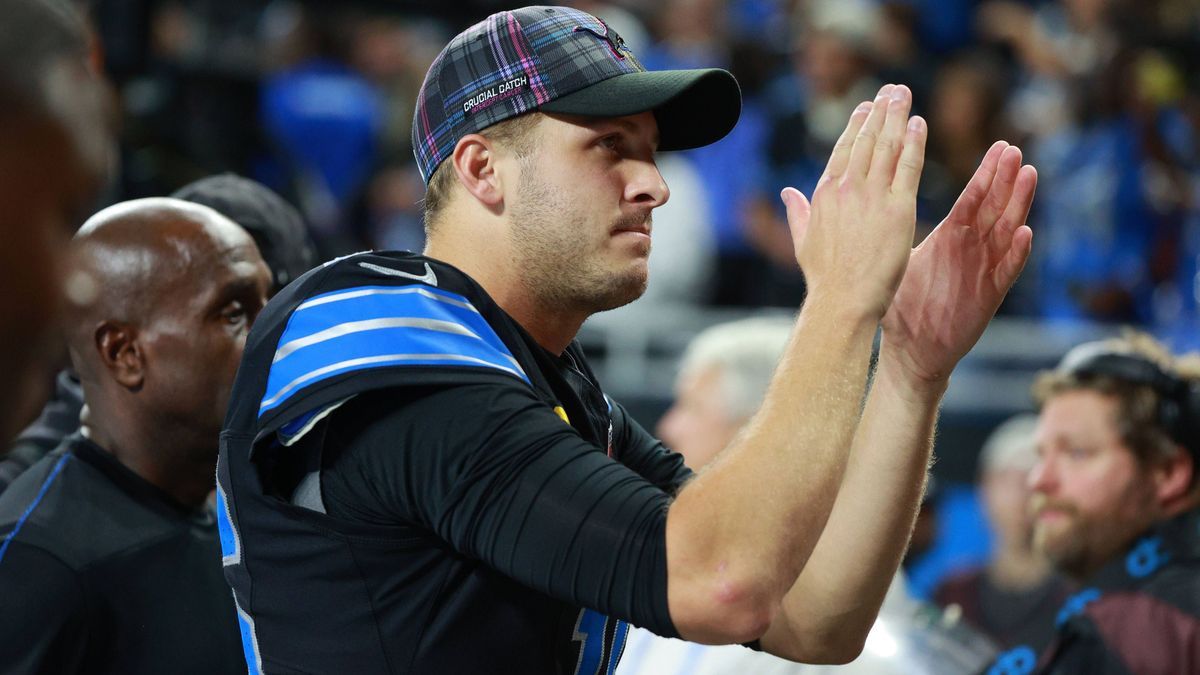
[81,0,1200,597]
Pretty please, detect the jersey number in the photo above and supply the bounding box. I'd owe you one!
[572,609,629,675]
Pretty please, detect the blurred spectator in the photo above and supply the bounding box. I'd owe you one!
[60,0,1199,330]
[762,0,882,193]
[258,3,384,256]
[641,0,775,306]
[920,53,1013,232]
[872,1,935,108]
[1166,63,1200,349]
[986,332,1200,673]
[0,0,113,442]
[786,0,884,154]
[621,317,996,675]
[934,415,1069,648]
[745,0,886,306]
[978,0,1119,140]
[0,198,270,672]
[1029,44,1187,324]
[656,316,793,469]
[0,175,317,494]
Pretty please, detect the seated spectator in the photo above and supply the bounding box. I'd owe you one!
[985,332,1200,673]
[934,415,1069,648]
[0,0,112,442]
[0,174,317,494]
[620,317,995,675]
[0,198,272,672]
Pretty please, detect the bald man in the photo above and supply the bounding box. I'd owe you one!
[0,199,271,673]
[0,174,318,493]
[0,0,112,441]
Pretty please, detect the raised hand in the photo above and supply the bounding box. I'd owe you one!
[782,84,927,320]
[880,141,1037,384]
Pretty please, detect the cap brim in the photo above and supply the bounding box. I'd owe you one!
[538,69,741,151]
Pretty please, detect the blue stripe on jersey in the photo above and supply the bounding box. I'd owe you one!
[286,285,497,350]
[0,452,71,567]
[260,285,527,416]
[216,482,240,567]
[234,594,265,675]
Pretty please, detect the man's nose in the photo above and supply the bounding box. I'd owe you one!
[626,159,669,209]
[1027,457,1055,494]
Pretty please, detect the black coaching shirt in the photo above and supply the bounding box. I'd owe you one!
[0,435,244,673]
[217,252,692,674]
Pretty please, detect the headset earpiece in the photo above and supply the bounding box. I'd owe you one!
[1057,343,1200,461]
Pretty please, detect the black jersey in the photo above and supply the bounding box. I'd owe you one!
[217,251,691,674]
[982,508,1200,675]
[0,435,244,673]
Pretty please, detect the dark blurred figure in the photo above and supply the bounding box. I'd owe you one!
[0,0,112,442]
[0,175,317,493]
[0,198,271,672]
[172,172,318,293]
[921,54,1012,225]
[258,4,383,257]
[935,415,1068,648]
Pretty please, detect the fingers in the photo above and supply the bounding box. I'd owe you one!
[821,101,874,182]
[891,116,927,195]
[993,224,1033,292]
[988,164,1038,254]
[945,141,1007,226]
[975,146,1024,236]
[868,85,914,185]
[845,84,896,179]
[780,187,812,247]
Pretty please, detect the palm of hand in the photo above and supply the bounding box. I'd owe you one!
[882,142,1037,383]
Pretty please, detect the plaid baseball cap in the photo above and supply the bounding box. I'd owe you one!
[412,5,741,183]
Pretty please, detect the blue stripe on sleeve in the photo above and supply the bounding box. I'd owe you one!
[281,286,503,360]
[0,453,71,566]
[259,285,527,416]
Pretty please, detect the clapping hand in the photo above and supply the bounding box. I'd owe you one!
[781,84,926,321]
[880,141,1037,385]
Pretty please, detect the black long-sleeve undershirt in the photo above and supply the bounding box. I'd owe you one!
[319,382,692,638]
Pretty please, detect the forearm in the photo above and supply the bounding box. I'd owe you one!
[665,292,878,643]
[761,348,944,662]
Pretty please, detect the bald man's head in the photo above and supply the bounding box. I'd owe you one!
[69,198,255,338]
[68,198,272,453]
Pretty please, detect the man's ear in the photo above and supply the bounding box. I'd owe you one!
[1152,446,1195,510]
[451,134,506,209]
[95,322,144,390]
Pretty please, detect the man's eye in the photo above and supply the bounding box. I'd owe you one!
[599,135,620,151]
[222,303,247,324]
[1067,446,1092,460]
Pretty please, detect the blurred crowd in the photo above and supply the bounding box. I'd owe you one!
[102,0,1200,332]
[2,0,1199,671]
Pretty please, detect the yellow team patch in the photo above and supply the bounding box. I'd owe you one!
[553,406,570,424]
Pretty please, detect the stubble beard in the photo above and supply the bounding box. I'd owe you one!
[509,166,649,315]
[1031,481,1160,580]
